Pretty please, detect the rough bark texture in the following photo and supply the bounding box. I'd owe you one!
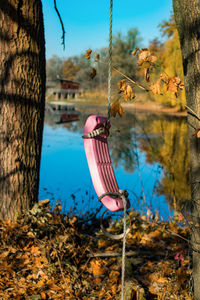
[0,0,45,220]
[173,1,200,299]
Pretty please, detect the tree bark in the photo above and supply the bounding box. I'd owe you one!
[173,1,200,298]
[0,0,45,220]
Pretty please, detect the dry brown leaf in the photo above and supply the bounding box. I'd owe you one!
[149,80,161,95]
[193,128,200,138]
[166,77,179,94]
[138,48,150,65]
[90,68,96,79]
[118,80,135,101]
[159,73,168,81]
[156,277,168,284]
[148,230,161,239]
[132,48,139,56]
[144,68,150,82]
[117,79,126,92]
[123,84,135,101]
[110,100,124,117]
[89,259,107,276]
[165,76,184,95]
[85,48,92,59]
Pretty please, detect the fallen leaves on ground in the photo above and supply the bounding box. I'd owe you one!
[0,202,193,299]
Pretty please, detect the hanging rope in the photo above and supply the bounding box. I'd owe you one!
[107,0,113,120]
[108,1,127,299]
[121,195,127,300]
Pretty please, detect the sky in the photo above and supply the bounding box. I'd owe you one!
[41,0,173,60]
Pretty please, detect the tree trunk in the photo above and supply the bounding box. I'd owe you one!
[0,0,45,220]
[173,1,200,298]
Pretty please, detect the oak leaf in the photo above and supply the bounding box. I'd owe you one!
[110,100,124,117]
[123,84,135,101]
[85,48,92,59]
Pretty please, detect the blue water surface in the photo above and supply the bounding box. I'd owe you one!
[39,120,172,220]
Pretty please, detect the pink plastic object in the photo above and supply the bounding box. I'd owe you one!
[84,115,130,212]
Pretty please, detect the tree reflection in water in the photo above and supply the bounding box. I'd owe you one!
[44,105,190,217]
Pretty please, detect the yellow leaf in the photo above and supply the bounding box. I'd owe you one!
[85,48,92,59]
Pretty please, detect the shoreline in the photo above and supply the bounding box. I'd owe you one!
[122,101,187,117]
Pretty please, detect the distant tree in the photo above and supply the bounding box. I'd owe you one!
[0,0,45,220]
[46,54,64,81]
[62,57,80,81]
[75,54,99,90]
[112,28,142,79]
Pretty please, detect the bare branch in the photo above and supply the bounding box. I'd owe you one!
[54,0,66,49]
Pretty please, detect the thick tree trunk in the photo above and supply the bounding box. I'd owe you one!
[0,0,45,220]
[173,0,200,298]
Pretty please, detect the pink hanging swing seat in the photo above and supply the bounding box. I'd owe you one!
[83,115,130,212]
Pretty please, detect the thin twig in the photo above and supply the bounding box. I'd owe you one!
[54,0,66,49]
[55,248,69,289]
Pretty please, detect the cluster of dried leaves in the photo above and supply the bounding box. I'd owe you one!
[132,48,184,96]
[0,200,193,299]
[84,48,185,118]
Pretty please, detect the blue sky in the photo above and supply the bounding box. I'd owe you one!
[42,0,173,59]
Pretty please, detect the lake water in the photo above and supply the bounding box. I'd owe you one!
[39,105,190,220]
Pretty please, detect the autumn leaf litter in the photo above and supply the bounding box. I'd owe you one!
[0,199,193,299]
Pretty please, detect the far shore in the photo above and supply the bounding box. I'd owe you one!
[122,101,187,117]
[46,97,188,117]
